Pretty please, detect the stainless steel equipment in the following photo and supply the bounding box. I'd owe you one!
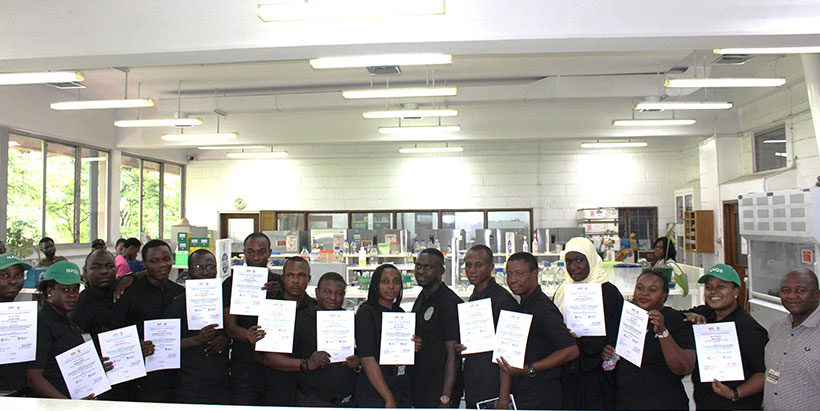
[533,228,552,252]
[499,228,526,254]
[549,227,586,249]
[416,229,466,252]
[263,230,310,253]
[474,229,502,253]
[310,229,352,251]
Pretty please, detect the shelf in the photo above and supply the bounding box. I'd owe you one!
[347,264,415,271]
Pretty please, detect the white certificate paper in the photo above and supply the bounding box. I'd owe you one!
[230,266,269,316]
[492,310,533,370]
[0,301,37,364]
[614,302,649,367]
[144,319,181,372]
[98,325,147,385]
[255,299,296,353]
[564,283,607,337]
[186,278,224,330]
[316,310,355,363]
[55,340,111,399]
[458,298,496,354]
[693,322,745,382]
[379,312,415,365]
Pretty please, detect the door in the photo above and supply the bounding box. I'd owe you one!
[723,201,749,309]
[219,213,260,255]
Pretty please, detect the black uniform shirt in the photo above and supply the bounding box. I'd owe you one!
[0,362,30,394]
[33,302,87,398]
[354,302,404,378]
[690,304,768,410]
[70,285,113,348]
[411,282,463,407]
[221,270,283,362]
[575,282,624,371]
[463,281,519,404]
[108,272,184,338]
[293,305,357,398]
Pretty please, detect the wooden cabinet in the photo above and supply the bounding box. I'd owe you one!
[684,210,714,253]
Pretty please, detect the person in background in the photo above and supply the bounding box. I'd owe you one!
[27,261,114,399]
[91,239,106,251]
[122,238,145,276]
[0,240,6,254]
[163,249,230,404]
[0,254,34,396]
[763,268,820,411]
[36,237,67,268]
[653,237,677,268]
[455,245,519,408]
[248,272,359,407]
[497,252,579,410]
[554,237,623,409]
[683,264,767,410]
[603,269,695,410]
[115,238,126,256]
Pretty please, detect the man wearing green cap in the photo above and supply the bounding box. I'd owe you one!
[684,263,768,410]
[0,253,34,395]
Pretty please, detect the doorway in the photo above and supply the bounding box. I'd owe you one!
[219,213,260,255]
[723,201,749,309]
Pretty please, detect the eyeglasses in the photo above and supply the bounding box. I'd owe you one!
[190,264,217,272]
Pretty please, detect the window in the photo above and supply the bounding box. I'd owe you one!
[276,213,305,231]
[618,207,658,250]
[45,142,76,243]
[754,124,787,172]
[120,155,184,240]
[142,160,161,238]
[307,213,348,229]
[351,212,393,230]
[80,149,108,243]
[442,211,484,244]
[120,155,141,239]
[396,211,439,241]
[7,135,43,240]
[163,164,183,238]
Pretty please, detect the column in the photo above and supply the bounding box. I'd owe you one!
[801,54,820,158]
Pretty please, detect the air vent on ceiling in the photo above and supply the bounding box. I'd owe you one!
[713,54,753,65]
[48,82,86,89]
[366,65,401,75]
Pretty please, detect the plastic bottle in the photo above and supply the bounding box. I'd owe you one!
[434,238,441,251]
[369,243,378,262]
[446,243,452,255]
[413,240,420,253]
[358,245,367,267]
[334,247,343,263]
[542,262,552,285]
[343,241,350,254]
[522,236,529,253]
[428,236,435,250]
[350,240,357,254]
[506,239,513,256]
[532,236,539,254]
[299,246,309,259]
[554,261,566,286]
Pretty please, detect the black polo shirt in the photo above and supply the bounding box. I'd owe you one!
[163,293,229,404]
[264,293,316,406]
[463,281,519,405]
[70,285,113,346]
[108,272,184,338]
[690,304,768,410]
[615,306,695,410]
[411,282,463,407]
[221,270,283,362]
[0,362,30,394]
[512,287,576,410]
[293,305,357,399]
[33,302,87,398]
[354,301,405,378]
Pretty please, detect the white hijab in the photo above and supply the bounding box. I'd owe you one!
[553,237,609,315]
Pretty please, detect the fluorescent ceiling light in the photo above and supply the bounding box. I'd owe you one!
[399,146,464,154]
[634,101,733,111]
[51,98,154,110]
[258,0,444,22]
[363,109,457,119]
[226,151,288,159]
[311,54,451,69]
[343,87,456,99]
[611,119,696,126]
[763,139,787,144]
[581,141,648,148]
[378,125,460,134]
[81,157,107,162]
[198,145,266,150]
[715,47,820,55]
[0,71,83,85]
[665,78,786,88]
[8,141,20,147]
[114,118,203,128]
[161,132,238,141]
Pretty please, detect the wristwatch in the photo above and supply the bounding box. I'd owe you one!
[527,364,536,377]
[731,387,739,403]
[656,329,670,339]
[439,395,450,405]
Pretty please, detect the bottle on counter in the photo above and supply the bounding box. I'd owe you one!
[350,240,357,254]
[413,240,420,253]
[541,262,552,286]
[428,236,435,250]
[554,261,566,287]
[434,238,441,251]
[446,243,452,255]
[343,241,350,254]
[300,246,309,259]
[532,235,539,254]
[369,243,378,264]
[358,245,367,267]
[334,247,343,263]
[522,236,529,253]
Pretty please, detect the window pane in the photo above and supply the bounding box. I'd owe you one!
[754,125,787,172]
[442,211,483,244]
[80,149,108,243]
[396,212,439,241]
[7,134,43,240]
[45,142,76,243]
[487,211,531,233]
[163,164,182,239]
[351,212,392,230]
[307,213,348,229]
[142,161,161,239]
[276,213,305,230]
[120,156,141,239]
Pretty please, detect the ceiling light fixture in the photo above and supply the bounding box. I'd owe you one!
[634,101,733,111]
[343,87,456,99]
[0,71,83,86]
[665,78,786,88]
[258,0,444,22]
[162,110,238,141]
[51,99,155,110]
[363,109,458,119]
[198,145,266,150]
[378,125,460,134]
[226,151,289,159]
[763,139,787,144]
[715,47,820,55]
[611,119,696,126]
[311,54,451,69]
[581,141,648,148]
[8,141,20,147]
[115,118,203,128]
[399,146,464,154]
[81,157,107,162]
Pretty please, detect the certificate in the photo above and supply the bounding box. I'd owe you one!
[186,278,224,330]
[693,322,745,382]
[492,310,532,369]
[564,283,606,337]
[614,302,649,367]
[458,298,496,354]
[379,312,415,365]
[55,340,111,399]
[229,266,269,316]
[316,310,355,363]
[255,299,296,353]
[144,319,180,372]
[98,325,147,385]
[0,301,37,364]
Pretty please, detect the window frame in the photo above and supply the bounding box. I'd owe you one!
[752,123,789,174]
[119,153,186,240]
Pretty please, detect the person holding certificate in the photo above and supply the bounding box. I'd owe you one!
[497,252,579,410]
[0,253,34,395]
[354,264,419,408]
[27,262,114,399]
[163,249,230,404]
[602,269,696,410]
[553,237,623,409]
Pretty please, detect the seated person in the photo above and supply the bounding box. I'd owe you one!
[36,237,67,268]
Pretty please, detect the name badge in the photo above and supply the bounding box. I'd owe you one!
[766,368,780,384]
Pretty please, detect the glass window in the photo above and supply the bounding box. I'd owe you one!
[142,161,161,239]
[45,142,76,244]
[442,211,483,244]
[487,210,531,233]
[80,149,108,243]
[120,155,141,239]
[7,134,43,240]
[754,125,787,172]
[307,213,348,229]
[276,212,305,230]
[163,164,183,239]
[397,211,439,241]
[351,212,392,230]
[618,208,658,250]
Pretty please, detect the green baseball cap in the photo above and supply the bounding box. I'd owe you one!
[43,261,82,285]
[0,253,33,271]
[698,263,741,287]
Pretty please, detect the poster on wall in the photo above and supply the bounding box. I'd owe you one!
[215,238,232,280]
